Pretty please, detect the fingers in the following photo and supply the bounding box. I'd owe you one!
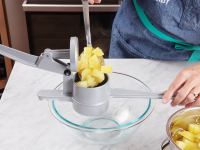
[88,0,101,4]
[88,0,94,4]
[94,0,101,3]
[185,96,200,107]
[162,71,187,104]
[178,92,195,106]
[170,81,195,107]
[179,85,200,106]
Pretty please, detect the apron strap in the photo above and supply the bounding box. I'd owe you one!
[133,0,200,61]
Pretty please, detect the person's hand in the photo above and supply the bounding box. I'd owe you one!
[88,0,101,4]
[162,64,200,107]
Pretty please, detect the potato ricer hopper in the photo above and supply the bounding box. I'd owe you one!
[0,37,177,116]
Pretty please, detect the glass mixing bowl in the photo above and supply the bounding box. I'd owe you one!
[49,72,156,145]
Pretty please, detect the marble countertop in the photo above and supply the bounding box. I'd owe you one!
[0,59,198,150]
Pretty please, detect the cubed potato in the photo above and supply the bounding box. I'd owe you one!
[194,125,200,135]
[171,125,184,141]
[92,47,104,56]
[81,68,92,81]
[101,65,113,73]
[96,67,101,71]
[182,137,199,150]
[89,55,100,68]
[78,61,83,72]
[189,124,199,134]
[92,69,105,81]
[195,134,200,139]
[87,76,95,87]
[195,138,200,143]
[171,125,184,133]
[84,47,93,56]
[87,75,92,80]
[176,141,186,150]
[76,81,88,88]
[174,117,197,130]
[81,54,91,61]
[81,60,89,69]
[179,131,196,142]
[76,46,113,88]
[94,77,104,83]
[90,80,98,87]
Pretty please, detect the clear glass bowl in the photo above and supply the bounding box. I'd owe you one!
[49,72,155,145]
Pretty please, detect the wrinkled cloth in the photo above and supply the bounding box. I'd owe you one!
[109,0,200,60]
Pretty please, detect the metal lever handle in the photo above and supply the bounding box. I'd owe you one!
[0,44,38,67]
[82,0,92,47]
[0,44,69,75]
[110,88,178,99]
[44,49,70,59]
[0,37,79,74]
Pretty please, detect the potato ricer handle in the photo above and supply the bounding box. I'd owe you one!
[0,37,79,74]
[82,0,92,47]
[0,44,38,67]
[110,88,178,99]
[37,90,72,102]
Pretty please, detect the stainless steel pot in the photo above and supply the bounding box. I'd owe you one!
[160,107,200,150]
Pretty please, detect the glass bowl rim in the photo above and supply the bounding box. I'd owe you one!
[49,72,156,132]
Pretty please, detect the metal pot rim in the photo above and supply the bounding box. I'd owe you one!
[166,106,200,150]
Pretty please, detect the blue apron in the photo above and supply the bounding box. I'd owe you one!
[109,0,200,61]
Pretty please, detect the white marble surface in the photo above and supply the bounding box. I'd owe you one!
[0,59,199,150]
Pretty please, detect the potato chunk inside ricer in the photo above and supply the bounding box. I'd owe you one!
[76,47,113,88]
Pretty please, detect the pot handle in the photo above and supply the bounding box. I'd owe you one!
[160,138,170,150]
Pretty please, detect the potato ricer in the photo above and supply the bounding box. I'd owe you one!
[0,37,178,116]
